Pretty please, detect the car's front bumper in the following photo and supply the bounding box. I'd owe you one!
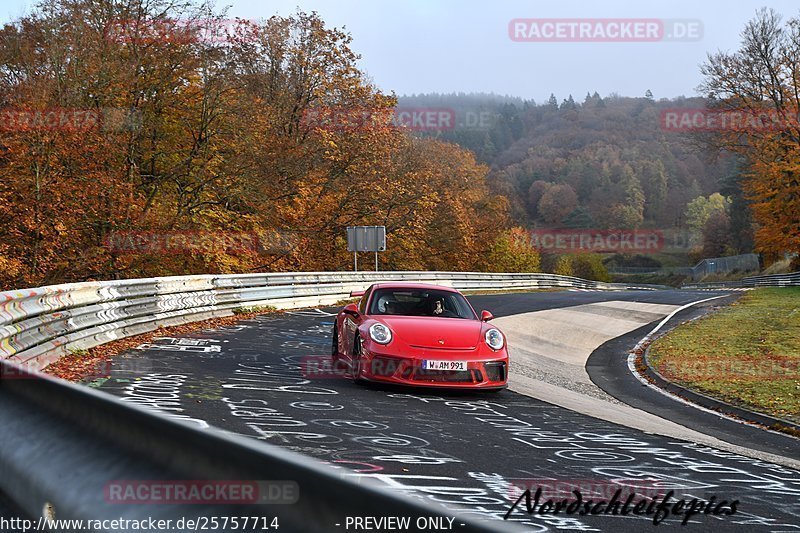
[358,350,508,388]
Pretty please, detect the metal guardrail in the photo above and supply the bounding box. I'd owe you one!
[0,270,664,530]
[1,271,665,372]
[682,270,800,289]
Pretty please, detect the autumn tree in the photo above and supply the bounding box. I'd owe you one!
[699,7,800,258]
[549,253,609,281]
[553,255,573,277]
[637,159,668,221]
[571,253,611,282]
[684,193,730,233]
[538,183,577,223]
[0,0,510,287]
[700,210,733,258]
[527,180,550,218]
[482,227,540,272]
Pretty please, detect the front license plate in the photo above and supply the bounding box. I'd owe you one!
[421,360,467,371]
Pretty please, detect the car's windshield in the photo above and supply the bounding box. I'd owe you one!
[368,288,477,319]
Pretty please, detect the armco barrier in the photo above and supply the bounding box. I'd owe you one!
[0,271,661,531]
[1,271,665,371]
[0,359,518,532]
[682,270,800,290]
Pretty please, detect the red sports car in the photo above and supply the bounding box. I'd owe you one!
[331,282,508,390]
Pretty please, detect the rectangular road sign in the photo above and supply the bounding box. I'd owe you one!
[346,226,386,252]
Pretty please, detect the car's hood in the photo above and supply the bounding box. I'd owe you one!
[375,316,482,350]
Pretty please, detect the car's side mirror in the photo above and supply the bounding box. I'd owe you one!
[481,310,493,322]
[343,303,359,315]
[350,290,365,297]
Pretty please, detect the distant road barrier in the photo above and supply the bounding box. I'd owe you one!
[1,271,665,371]
[682,270,800,290]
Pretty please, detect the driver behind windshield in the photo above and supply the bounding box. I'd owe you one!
[429,297,445,316]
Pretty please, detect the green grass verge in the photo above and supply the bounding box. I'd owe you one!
[648,287,800,422]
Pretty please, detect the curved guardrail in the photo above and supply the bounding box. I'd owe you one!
[0,270,665,531]
[0,271,665,372]
[682,270,800,290]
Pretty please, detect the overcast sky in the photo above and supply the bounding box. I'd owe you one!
[2,1,798,102]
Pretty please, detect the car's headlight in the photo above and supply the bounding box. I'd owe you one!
[485,328,504,350]
[369,323,392,344]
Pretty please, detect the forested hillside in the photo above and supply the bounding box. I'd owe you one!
[400,92,754,259]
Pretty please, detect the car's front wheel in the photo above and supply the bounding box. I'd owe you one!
[331,322,339,360]
[351,334,366,384]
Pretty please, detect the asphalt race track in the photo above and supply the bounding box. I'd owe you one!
[97,290,800,532]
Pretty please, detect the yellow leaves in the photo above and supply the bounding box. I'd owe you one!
[0,248,24,284]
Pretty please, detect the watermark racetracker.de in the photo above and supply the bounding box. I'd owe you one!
[0,107,141,133]
[103,18,255,45]
[104,230,297,255]
[509,19,703,42]
[656,357,800,381]
[301,355,408,380]
[0,352,154,381]
[104,480,298,505]
[301,106,495,133]
[661,108,800,132]
[524,229,666,254]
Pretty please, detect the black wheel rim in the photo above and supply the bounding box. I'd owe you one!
[351,336,362,379]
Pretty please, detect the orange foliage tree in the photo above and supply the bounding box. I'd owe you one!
[699,8,800,259]
[0,1,511,288]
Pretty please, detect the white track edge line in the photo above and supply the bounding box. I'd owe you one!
[625,294,795,437]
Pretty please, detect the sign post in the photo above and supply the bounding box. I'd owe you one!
[346,226,386,272]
